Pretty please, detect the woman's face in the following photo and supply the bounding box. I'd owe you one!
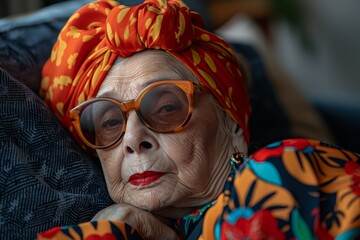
[96,50,232,214]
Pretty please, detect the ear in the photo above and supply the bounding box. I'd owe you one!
[231,124,248,155]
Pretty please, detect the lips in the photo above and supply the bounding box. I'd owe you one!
[129,171,166,186]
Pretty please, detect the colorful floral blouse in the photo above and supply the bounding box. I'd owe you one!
[38,139,360,239]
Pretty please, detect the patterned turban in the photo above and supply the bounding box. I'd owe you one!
[40,0,251,149]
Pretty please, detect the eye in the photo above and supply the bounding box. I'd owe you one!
[156,101,182,114]
[140,92,188,129]
[149,93,183,116]
[138,84,190,131]
[101,118,123,129]
[98,109,124,131]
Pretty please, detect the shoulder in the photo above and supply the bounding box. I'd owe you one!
[200,138,360,239]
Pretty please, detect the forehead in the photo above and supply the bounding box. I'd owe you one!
[97,50,194,99]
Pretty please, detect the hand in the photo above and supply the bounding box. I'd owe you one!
[92,204,180,240]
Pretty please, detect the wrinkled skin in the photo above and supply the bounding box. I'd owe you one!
[94,50,244,238]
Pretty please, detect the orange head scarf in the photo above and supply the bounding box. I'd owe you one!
[40,0,251,150]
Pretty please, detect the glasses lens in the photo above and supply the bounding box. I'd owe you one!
[139,84,190,132]
[80,100,125,147]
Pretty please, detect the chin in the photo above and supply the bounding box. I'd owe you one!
[130,193,203,219]
[127,190,174,211]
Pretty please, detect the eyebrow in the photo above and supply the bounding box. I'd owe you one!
[97,78,183,99]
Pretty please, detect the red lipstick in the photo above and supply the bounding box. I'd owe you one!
[129,171,165,186]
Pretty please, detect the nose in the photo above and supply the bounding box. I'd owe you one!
[122,111,158,154]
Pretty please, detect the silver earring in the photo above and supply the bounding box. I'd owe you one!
[230,147,247,171]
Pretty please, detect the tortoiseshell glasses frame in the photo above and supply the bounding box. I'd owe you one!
[70,80,206,149]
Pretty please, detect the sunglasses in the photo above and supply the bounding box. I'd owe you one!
[70,80,205,149]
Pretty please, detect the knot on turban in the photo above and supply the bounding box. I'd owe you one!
[40,0,251,151]
[105,0,196,56]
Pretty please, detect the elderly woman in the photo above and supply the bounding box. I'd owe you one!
[38,0,359,239]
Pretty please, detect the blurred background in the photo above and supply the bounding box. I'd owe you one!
[0,0,67,18]
[1,0,359,152]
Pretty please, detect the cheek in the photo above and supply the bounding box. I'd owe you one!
[96,149,124,189]
[159,106,219,185]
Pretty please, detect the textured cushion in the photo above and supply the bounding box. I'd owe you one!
[0,69,113,239]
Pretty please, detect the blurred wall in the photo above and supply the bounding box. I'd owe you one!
[272,0,360,151]
[0,0,71,18]
[0,0,43,17]
[273,0,360,108]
